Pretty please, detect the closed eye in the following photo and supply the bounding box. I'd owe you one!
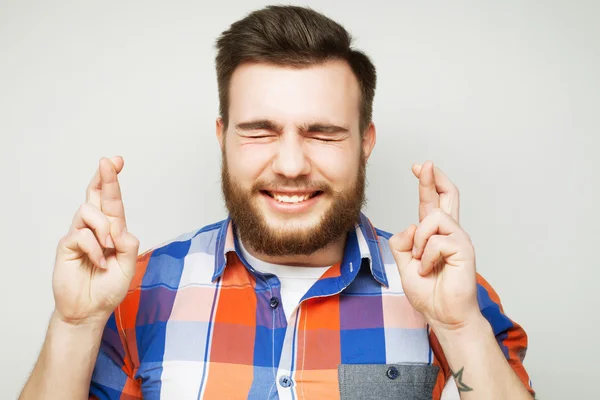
[246,133,275,138]
[311,136,338,142]
[307,131,346,142]
[303,124,349,142]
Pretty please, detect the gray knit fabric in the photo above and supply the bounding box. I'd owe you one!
[338,364,440,400]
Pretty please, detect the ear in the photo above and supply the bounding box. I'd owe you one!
[216,117,225,150]
[361,122,376,161]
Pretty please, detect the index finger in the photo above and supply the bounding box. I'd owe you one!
[99,157,126,225]
[86,156,124,207]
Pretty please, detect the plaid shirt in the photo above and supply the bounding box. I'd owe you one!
[89,213,534,399]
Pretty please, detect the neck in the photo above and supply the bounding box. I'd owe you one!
[242,233,347,267]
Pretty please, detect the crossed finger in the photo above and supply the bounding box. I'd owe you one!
[69,203,114,249]
[412,209,471,275]
[412,209,463,259]
[412,161,460,222]
[86,156,124,208]
[85,156,128,242]
[99,158,126,225]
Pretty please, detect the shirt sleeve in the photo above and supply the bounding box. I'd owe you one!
[88,252,153,399]
[88,311,142,400]
[429,273,535,399]
[475,273,535,396]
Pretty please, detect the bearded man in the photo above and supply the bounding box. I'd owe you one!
[20,5,534,400]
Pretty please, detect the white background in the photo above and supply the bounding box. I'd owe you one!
[1,0,599,398]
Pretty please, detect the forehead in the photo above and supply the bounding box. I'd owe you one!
[228,60,361,127]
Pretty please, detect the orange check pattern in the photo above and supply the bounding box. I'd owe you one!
[89,214,534,399]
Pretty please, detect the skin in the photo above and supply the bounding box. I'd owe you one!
[19,60,532,399]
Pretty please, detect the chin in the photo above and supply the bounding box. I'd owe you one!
[259,203,327,231]
[263,210,324,230]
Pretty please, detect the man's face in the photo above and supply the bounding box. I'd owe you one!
[218,60,375,257]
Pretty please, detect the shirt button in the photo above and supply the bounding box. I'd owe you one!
[269,296,280,309]
[279,375,292,387]
[386,366,399,380]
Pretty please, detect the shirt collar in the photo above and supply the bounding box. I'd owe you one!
[212,212,388,287]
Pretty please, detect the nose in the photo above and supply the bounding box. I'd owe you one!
[271,132,311,178]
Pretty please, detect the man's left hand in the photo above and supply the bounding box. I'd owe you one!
[389,161,481,332]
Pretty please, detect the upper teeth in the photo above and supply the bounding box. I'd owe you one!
[273,193,311,203]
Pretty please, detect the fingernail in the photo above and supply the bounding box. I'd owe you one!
[100,257,107,268]
[105,235,114,249]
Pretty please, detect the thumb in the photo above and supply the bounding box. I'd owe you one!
[389,224,417,273]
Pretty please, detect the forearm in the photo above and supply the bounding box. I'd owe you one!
[433,315,533,399]
[20,312,105,400]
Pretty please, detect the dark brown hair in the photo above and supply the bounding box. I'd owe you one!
[215,5,377,133]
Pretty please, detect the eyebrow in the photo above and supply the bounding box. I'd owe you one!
[236,120,284,133]
[235,119,349,134]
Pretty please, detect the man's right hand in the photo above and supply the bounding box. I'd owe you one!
[52,156,140,326]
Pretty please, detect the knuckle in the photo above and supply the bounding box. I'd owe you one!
[467,238,475,254]
[454,231,473,249]
[57,235,69,249]
[428,235,442,249]
[100,214,111,230]
[462,240,475,257]
[457,229,471,243]
[78,227,95,240]
[78,202,92,215]
[132,237,140,248]
[415,237,426,251]
[413,225,423,239]
[76,203,95,223]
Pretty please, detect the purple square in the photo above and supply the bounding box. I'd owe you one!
[137,286,178,325]
[339,293,384,330]
[100,326,126,367]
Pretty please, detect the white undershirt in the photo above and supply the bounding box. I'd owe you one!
[238,240,331,321]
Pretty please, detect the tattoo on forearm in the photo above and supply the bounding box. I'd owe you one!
[451,367,473,392]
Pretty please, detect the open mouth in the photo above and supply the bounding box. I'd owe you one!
[261,190,323,204]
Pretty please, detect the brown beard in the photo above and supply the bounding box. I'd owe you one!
[221,148,367,257]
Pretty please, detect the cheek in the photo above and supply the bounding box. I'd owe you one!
[306,142,359,185]
[227,141,275,183]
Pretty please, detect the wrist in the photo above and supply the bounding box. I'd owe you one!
[430,313,492,346]
[50,310,108,335]
[21,310,107,399]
